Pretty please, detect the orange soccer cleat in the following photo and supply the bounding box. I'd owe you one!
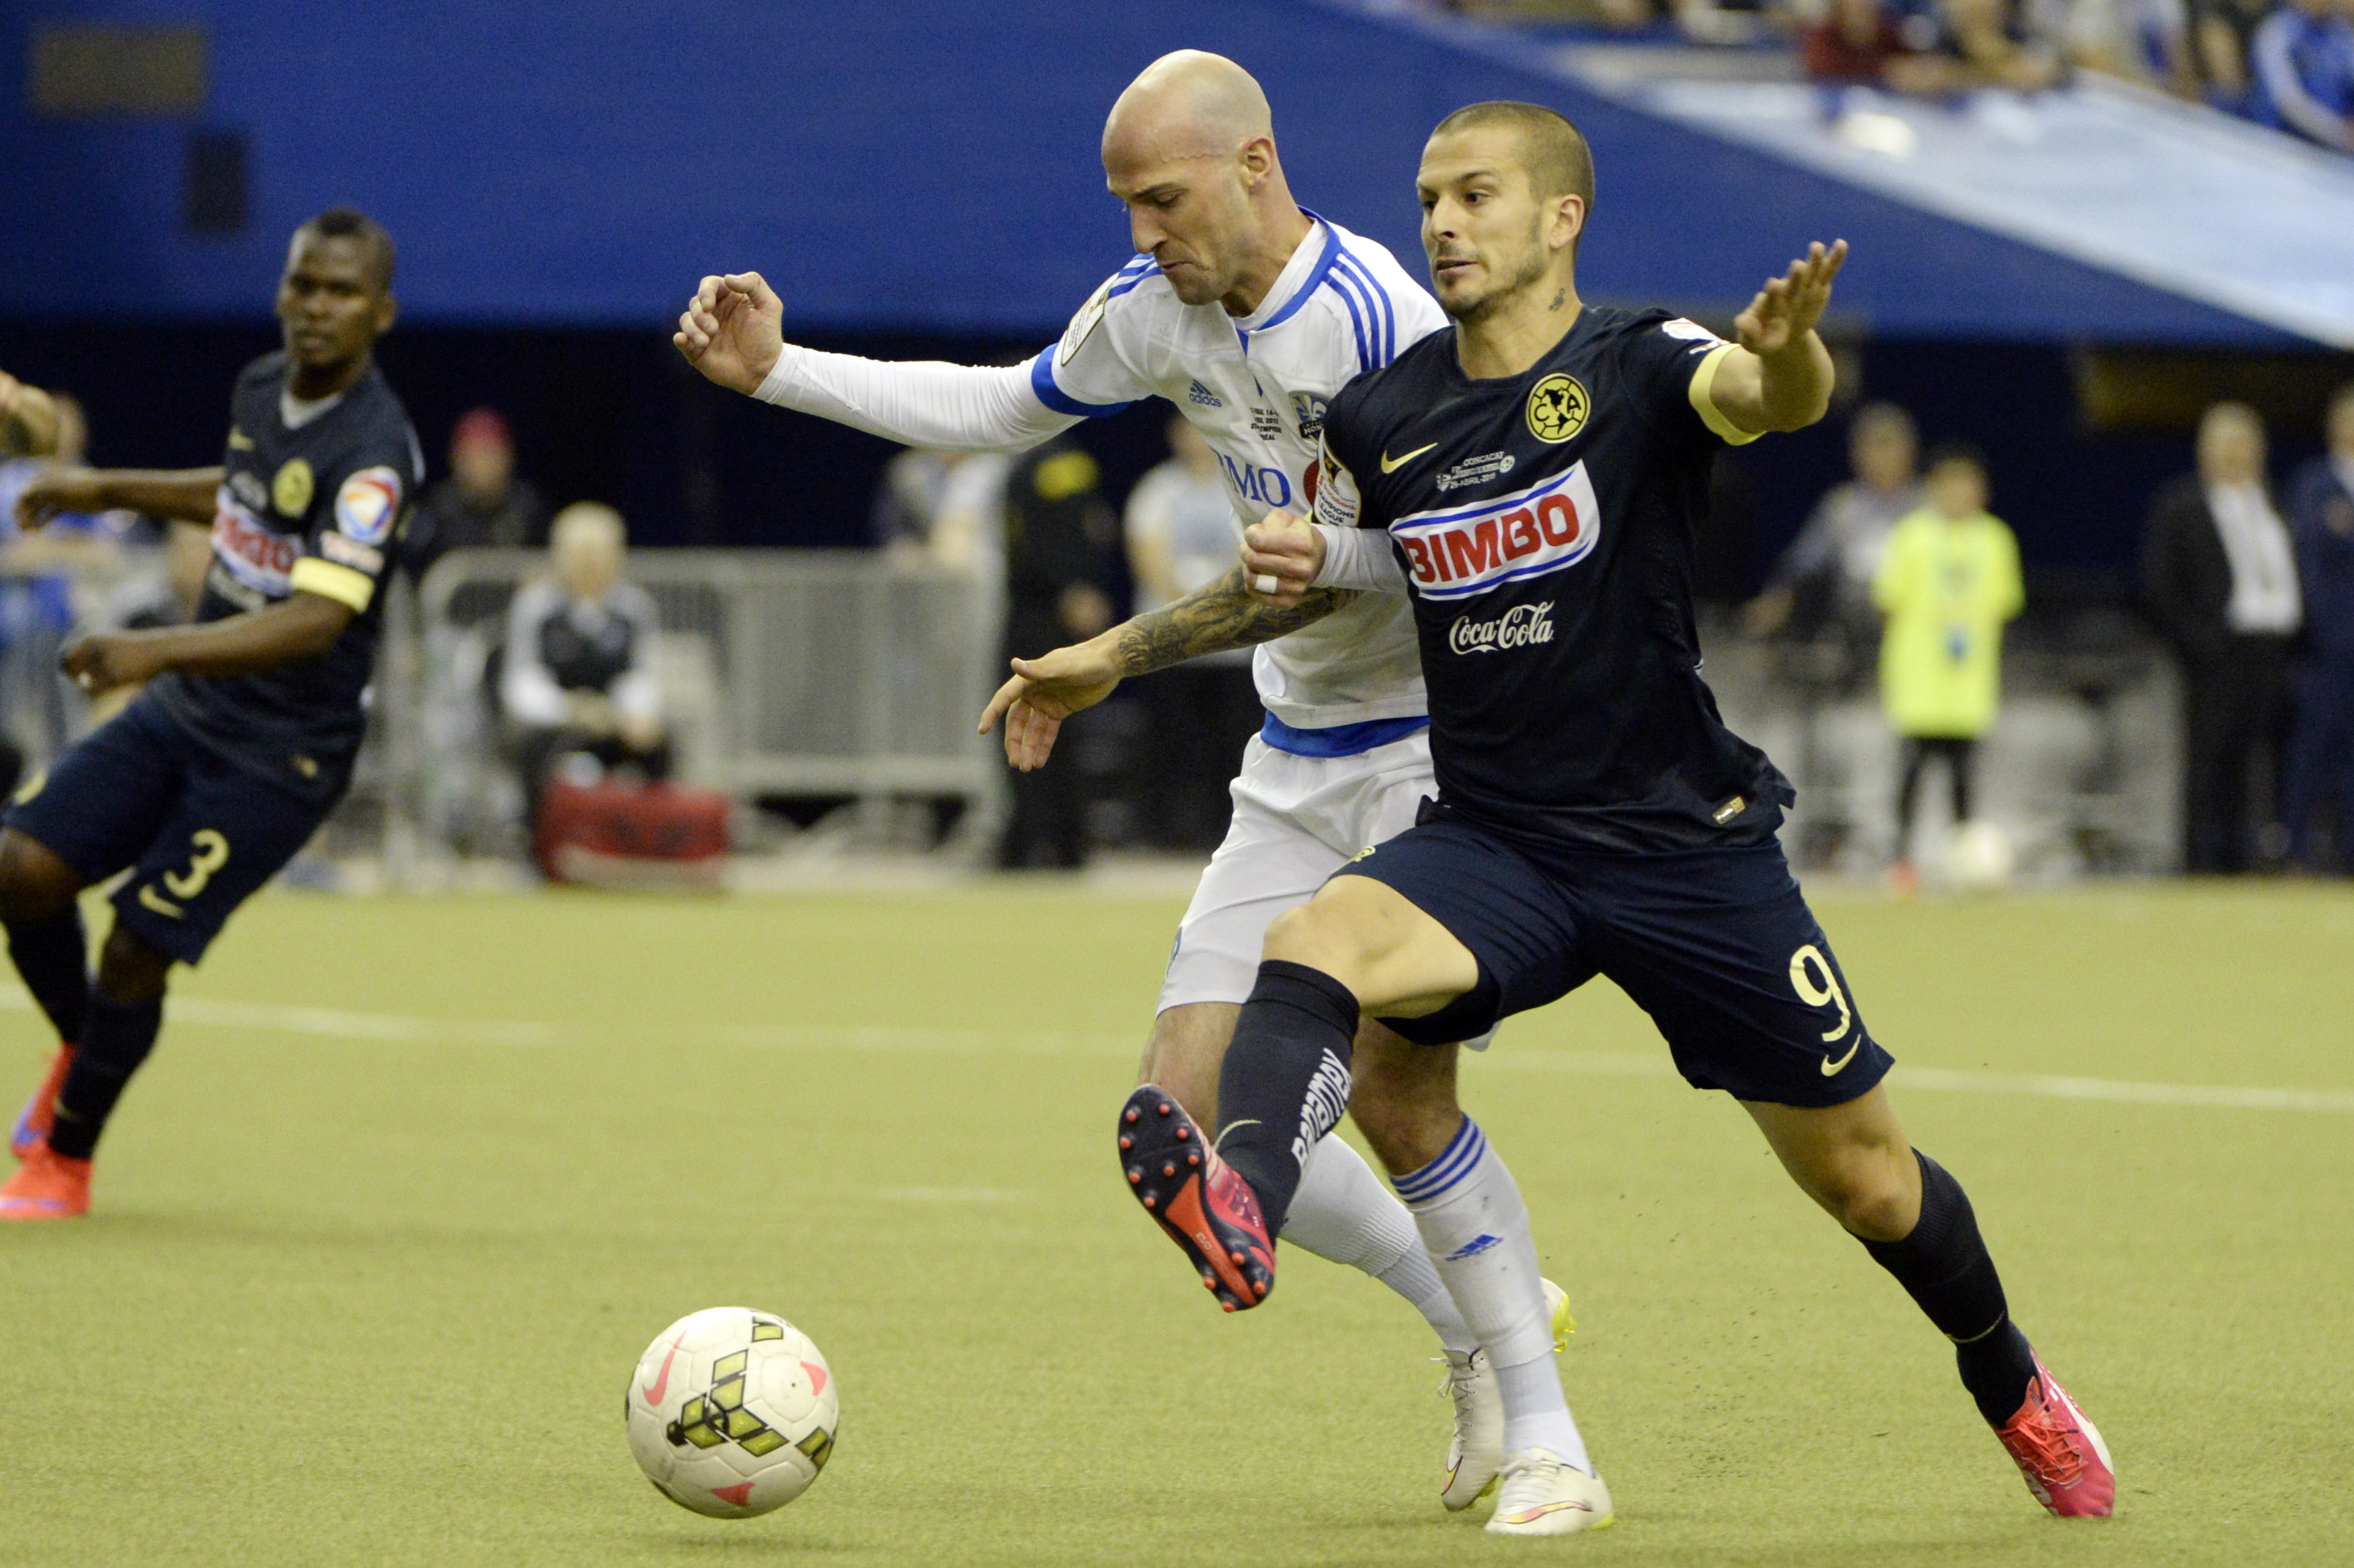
[10,1045,74,1161]
[1995,1354,2115,1518]
[0,1142,91,1220]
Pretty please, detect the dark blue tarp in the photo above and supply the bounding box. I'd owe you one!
[0,0,2292,341]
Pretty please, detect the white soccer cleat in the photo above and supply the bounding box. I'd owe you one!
[1484,1449,1614,1537]
[1440,1277,1576,1511]
[1440,1348,1503,1511]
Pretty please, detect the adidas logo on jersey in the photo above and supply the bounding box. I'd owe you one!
[1393,461,1601,601]
[1186,380,1223,408]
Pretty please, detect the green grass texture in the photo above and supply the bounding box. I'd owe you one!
[1,881,2348,1566]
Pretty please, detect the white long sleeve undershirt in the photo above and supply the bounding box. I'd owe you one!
[751,344,1079,453]
[1311,523,1408,593]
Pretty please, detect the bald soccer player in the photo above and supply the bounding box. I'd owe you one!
[677,51,1575,1512]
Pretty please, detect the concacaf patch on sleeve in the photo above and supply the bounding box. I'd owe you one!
[1661,317,1726,347]
[1057,275,1115,368]
[334,467,403,546]
[1310,437,1359,529]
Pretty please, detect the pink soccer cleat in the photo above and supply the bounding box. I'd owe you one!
[1995,1354,2115,1518]
[0,1143,91,1220]
[1116,1086,1275,1311]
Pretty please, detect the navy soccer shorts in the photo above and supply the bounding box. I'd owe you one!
[4,694,339,965]
[1340,811,1895,1109]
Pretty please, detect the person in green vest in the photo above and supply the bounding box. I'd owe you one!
[1873,443,2023,892]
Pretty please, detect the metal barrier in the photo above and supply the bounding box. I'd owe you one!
[387,549,1005,871]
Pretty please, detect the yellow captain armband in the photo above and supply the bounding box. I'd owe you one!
[288,556,376,611]
[1687,343,1763,448]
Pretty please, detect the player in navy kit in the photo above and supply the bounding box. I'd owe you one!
[1112,103,2113,1531]
[1,209,419,1219]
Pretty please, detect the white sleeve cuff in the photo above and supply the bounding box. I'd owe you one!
[1309,524,1408,593]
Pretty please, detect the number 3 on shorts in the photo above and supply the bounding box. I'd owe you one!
[138,829,230,919]
[1787,943,1854,1044]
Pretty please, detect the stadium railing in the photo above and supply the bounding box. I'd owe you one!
[379,548,1005,875]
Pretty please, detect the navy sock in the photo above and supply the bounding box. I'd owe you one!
[1211,960,1359,1235]
[7,906,89,1045]
[1860,1150,2040,1427]
[47,994,164,1161]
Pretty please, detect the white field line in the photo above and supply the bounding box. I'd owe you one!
[4,985,2348,1113]
[1483,1049,2354,1112]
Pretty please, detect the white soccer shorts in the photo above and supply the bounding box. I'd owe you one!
[1156,728,1493,1050]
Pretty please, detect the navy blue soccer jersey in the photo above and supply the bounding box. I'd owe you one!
[1313,305,1791,853]
[148,352,421,799]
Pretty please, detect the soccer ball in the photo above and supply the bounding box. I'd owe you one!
[625,1307,839,1517]
[1947,820,2016,892]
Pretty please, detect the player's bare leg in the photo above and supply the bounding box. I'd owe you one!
[1745,1089,2115,1517]
[0,830,90,1167]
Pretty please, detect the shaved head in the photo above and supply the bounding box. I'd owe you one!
[1097,50,1307,313]
[1102,50,1272,169]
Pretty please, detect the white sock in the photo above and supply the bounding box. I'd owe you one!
[1396,1117,1590,1469]
[1280,1134,1478,1353]
[1497,1357,1590,1474]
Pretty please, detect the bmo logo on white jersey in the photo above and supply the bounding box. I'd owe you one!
[1391,461,1601,601]
[1218,453,1293,510]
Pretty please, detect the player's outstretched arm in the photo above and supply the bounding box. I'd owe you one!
[61,590,353,696]
[674,272,785,396]
[15,467,222,530]
[0,370,61,456]
[672,271,1075,454]
[977,565,1355,771]
[1710,240,1846,435]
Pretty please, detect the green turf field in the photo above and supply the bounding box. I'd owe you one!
[1,880,2348,1567]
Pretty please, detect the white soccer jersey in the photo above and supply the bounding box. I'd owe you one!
[1033,215,1448,735]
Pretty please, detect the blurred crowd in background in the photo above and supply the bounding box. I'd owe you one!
[1448,0,2354,153]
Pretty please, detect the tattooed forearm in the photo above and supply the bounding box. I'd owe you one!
[1113,566,1355,677]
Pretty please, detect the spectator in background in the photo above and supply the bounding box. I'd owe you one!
[0,391,154,773]
[1747,402,1922,647]
[2249,0,2354,151]
[1935,0,2069,86]
[2284,382,2354,871]
[500,502,669,836]
[1873,444,2023,892]
[0,369,62,458]
[997,437,1119,870]
[870,447,1014,581]
[2143,402,2301,873]
[407,407,549,583]
[2053,0,2195,90]
[2190,0,2276,105]
[1125,415,1260,852]
[1805,0,1947,86]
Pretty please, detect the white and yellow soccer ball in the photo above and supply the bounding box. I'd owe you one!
[1947,820,2017,892]
[625,1307,838,1517]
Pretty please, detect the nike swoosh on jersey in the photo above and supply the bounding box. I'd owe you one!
[1381,443,1438,473]
[1820,1037,1862,1076]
